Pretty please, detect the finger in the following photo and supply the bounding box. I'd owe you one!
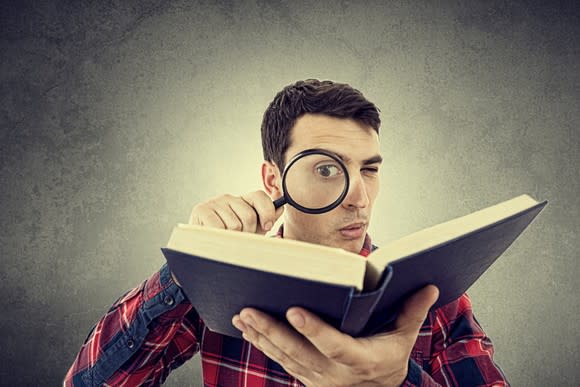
[395,285,439,337]
[210,201,246,231]
[227,197,260,233]
[241,323,316,384]
[188,205,226,229]
[241,191,281,232]
[239,308,330,373]
[284,307,364,366]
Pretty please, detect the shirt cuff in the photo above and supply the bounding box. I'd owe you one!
[403,358,424,386]
[141,263,191,322]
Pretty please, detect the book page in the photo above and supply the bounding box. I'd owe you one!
[167,224,368,290]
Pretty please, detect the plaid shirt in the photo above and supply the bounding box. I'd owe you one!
[65,226,509,386]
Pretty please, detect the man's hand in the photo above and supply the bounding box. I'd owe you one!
[189,190,284,234]
[232,285,439,387]
[171,190,284,287]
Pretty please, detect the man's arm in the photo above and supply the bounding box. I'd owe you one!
[65,190,282,386]
[64,263,203,386]
[402,294,509,387]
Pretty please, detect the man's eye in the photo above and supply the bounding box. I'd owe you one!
[363,167,379,173]
[316,164,341,177]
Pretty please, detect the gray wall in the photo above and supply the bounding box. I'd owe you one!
[1,1,578,385]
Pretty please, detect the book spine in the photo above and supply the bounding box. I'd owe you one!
[339,266,393,336]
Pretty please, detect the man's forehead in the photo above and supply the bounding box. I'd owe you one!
[286,114,380,164]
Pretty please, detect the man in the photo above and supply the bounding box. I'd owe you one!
[65,79,509,386]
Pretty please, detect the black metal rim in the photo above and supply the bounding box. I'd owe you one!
[280,148,350,214]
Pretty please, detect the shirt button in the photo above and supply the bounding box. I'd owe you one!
[164,295,175,306]
[127,338,135,349]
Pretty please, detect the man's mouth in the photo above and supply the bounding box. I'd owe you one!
[338,223,366,239]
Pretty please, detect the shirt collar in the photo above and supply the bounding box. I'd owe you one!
[275,224,373,258]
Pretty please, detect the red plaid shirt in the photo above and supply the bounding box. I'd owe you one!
[65,227,509,386]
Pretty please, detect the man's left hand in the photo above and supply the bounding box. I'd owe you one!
[232,285,439,387]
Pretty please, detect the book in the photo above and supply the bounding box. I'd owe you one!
[162,194,547,338]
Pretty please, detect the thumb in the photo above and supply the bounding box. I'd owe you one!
[265,206,284,234]
[274,205,285,222]
[395,285,439,336]
[257,205,285,235]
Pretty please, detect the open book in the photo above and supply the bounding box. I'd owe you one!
[163,194,547,338]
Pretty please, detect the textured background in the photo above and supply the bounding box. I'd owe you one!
[1,1,578,385]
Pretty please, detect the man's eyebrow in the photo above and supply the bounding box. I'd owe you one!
[362,155,383,165]
[332,151,383,165]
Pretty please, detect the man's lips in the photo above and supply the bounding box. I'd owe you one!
[338,223,366,239]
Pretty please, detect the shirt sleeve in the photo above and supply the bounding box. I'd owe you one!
[64,263,204,386]
[401,294,510,387]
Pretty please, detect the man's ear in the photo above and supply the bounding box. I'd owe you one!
[261,160,283,200]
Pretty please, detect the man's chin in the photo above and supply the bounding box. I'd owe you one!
[332,237,365,254]
[290,231,364,253]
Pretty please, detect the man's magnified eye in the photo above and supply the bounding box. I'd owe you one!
[316,164,341,177]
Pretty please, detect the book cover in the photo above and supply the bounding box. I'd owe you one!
[162,249,361,338]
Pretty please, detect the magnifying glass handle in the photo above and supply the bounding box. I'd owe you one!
[273,197,286,209]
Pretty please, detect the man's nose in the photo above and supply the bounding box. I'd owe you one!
[341,173,369,209]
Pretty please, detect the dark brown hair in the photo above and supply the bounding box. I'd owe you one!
[261,79,381,171]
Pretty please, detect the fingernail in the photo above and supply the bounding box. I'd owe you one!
[287,311,305,328]
[264,221,273,231]
[232,316,247,332]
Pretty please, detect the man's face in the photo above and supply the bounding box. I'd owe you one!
[278,113,381,254]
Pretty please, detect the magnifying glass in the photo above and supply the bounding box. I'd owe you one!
[273,148,350,214]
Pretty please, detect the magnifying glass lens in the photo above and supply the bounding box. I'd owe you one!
[284,154,347,210]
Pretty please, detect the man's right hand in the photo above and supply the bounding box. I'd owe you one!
[188,190,284,234]
[171,190,284,287]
